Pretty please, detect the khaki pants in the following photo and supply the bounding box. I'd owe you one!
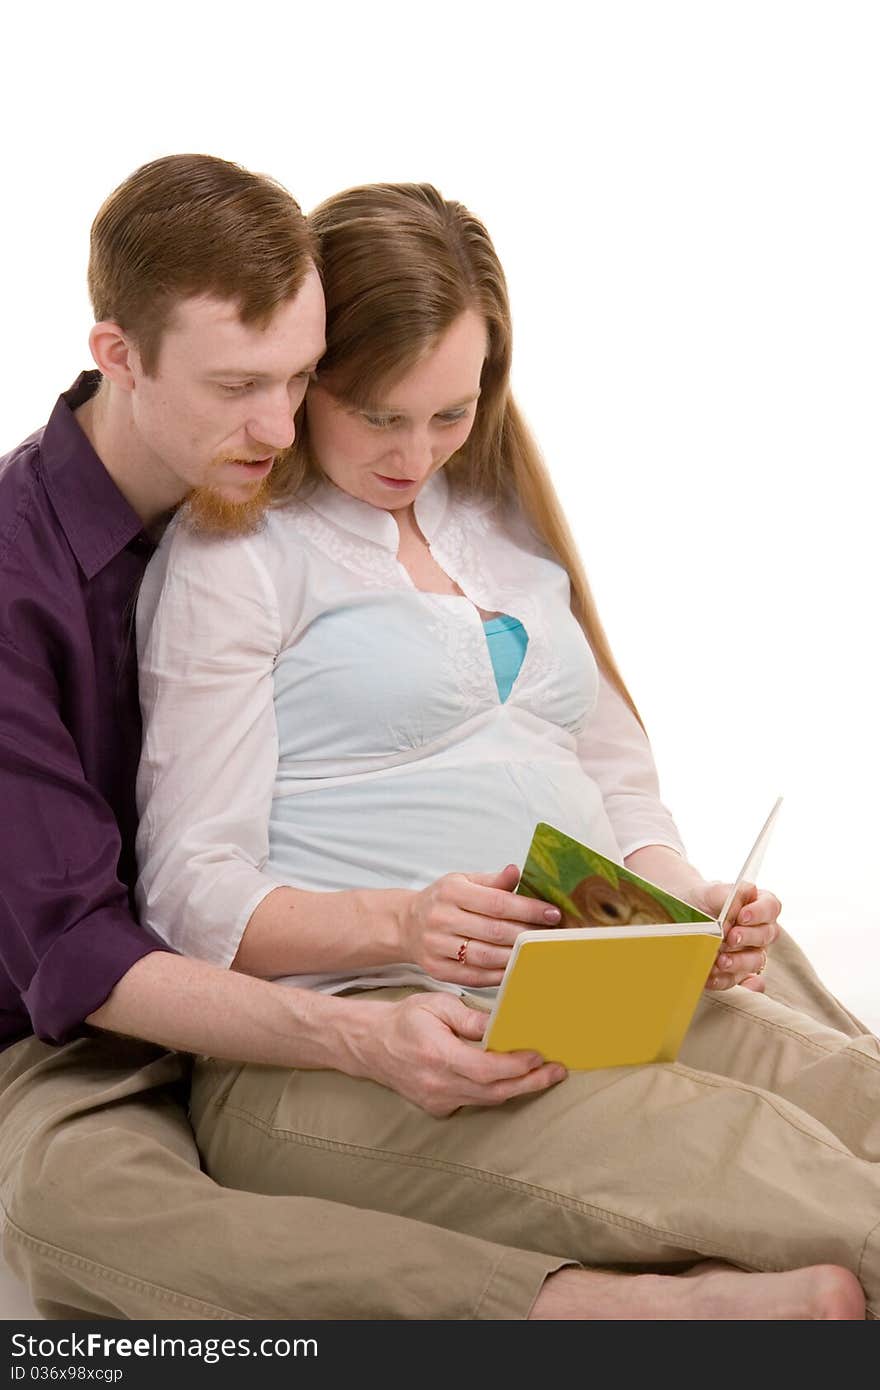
[0,927,873,1319]
[188,931,880,1318]
[0,1035,561,1320]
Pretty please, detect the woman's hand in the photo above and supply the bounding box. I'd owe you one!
[621,846,781,995]
[396,864,562,987]
[693,880,782,993]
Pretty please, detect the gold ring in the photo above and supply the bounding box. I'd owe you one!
[755,948,768,976]
[456,940,469,965]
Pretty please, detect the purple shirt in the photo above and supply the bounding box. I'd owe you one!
[0,372,176,1051]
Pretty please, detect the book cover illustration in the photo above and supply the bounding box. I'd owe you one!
[516,824,714,929]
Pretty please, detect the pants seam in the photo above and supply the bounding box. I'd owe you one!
[702,992,880,1072]
[666,1060,866,1156]
[0,1205,252,1321]
[219,1053,867,1191]
[472,1253,513,1320]
[204,1090,807,1271]
[858,1214,880,1318]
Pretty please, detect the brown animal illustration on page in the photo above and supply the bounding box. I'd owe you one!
[562,875,676,928]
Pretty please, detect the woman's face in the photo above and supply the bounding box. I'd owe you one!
[305,309,487,511]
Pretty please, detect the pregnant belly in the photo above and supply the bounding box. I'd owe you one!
[266,759,620,891]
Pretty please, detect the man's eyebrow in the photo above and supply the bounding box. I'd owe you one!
[205,359,324,380]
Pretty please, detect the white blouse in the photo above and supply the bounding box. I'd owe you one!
[135,470,685,996]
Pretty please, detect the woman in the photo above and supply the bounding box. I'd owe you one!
[136,183,879,1314]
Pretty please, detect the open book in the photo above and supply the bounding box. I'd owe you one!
[483,798,782,1070]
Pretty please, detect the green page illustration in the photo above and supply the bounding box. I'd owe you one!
[515,823,714,928]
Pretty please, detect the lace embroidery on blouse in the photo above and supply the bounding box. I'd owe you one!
[282,491,563,715]
[287,503,410,590]
[420,596,493,721]
[431,501,563,703]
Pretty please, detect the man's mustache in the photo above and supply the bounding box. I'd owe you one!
[212,450,277,466]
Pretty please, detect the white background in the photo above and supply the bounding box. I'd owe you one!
[2,0,878,1024]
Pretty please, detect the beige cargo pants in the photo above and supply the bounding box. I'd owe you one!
[0,1049,561,1320]
[189,930,880,1317]
[0,928,874,1319]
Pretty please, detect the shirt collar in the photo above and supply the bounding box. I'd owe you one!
[41,371,147,579]
[303,469,450,551]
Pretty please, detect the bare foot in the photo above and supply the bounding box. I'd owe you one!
[529,1260,865,1320]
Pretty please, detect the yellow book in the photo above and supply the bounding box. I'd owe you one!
[483,799,782,1070]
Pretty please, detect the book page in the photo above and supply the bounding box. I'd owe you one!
[716,796,784,932]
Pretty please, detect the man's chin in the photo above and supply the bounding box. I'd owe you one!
[182,480,271,538]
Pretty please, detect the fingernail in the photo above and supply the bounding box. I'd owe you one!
[731,931,742,946]
[718,955,732,969]
[740,911,752,924]
[543,907,561,923]
[551,1066,567,1082]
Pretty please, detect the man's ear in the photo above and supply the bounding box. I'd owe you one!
[88,321,139,390]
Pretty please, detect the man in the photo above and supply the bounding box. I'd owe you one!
[0,154,862,1322]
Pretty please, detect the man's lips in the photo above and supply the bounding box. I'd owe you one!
[228,456,274,476]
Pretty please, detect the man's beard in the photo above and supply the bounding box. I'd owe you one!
[182,457,276,538]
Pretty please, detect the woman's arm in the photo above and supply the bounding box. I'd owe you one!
[578,674,779,988]
[235,867,561,981]
[136,524,415,973]
[232,883,407,975]
[136,523,288,964]
[576,671,686,859]
[625,843,781,990]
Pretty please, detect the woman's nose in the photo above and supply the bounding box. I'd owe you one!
[397,430,434,479]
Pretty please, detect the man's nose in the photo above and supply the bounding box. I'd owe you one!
[249,392,297,451]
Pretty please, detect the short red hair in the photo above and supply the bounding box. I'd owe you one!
[88,153,316,373]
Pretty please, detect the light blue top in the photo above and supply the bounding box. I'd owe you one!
[482,614,529,703]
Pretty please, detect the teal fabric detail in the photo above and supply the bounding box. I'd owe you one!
[482,614,529,702]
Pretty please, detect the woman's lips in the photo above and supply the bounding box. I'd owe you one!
[374,473,415,490]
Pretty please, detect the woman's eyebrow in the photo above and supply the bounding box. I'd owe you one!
[365,392,482,414]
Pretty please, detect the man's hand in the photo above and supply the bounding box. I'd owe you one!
[348,991,567,1117]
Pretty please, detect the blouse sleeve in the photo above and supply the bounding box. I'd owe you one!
[134,523,285,967]
[576,670,687,860]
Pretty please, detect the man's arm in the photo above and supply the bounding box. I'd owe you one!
[87,951,566,1117]
[0,632,176,1042]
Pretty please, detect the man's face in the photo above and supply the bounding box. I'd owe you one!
[128,263,326,525]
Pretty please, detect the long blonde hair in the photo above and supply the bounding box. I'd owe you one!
[271,182,641,724]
